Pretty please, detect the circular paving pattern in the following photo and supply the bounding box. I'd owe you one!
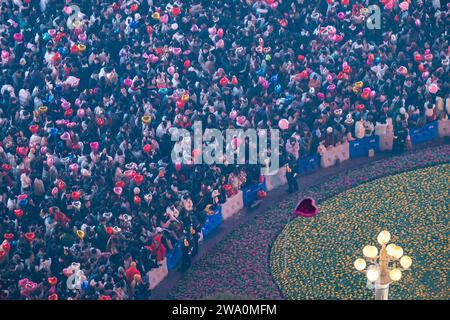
[270,164,449,300]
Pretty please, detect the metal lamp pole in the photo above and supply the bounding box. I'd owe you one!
[354,231,412,300]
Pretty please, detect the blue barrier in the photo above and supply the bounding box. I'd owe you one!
[166,240,183,271]
[409,121,439,145]
[349,135,380,158]
[297,154,320,176]
[202,206,223,237]
[242,182,267,207]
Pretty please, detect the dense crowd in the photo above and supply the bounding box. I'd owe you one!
[0,0,448,300]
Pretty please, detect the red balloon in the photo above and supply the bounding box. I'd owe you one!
[176,100,185,109]
[134,195,141,204]
[48,277,58,286]
[24,232,35,242]
[175,162,182,171]
[2,240,11,252]
[96,118,104,126]
[4,233,14,241]
[48,293,58,300]
[29,124,39,134]
[231,76,238,86]
[133,174,144,186]
[71,191,80,201]
[70,44,79,54]
[14,209,24,218]
[341,0,349,5]
[297,54,305,62]
[257,190,267,199]
[418,63,425,73]
[115,181,125,188]
[105,227,113,235]
[143,144,151,153]
[146,25,153,35]
[183,60,191,68]
[300,70,309,79]
[171,6,181,16]
[219,77,228,87]
[57,180,66,190]
[64,108,73,118]
[52,52,62,63]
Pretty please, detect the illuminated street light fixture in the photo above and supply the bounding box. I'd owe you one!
[354,230,412,300]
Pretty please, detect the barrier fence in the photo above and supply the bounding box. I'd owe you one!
[201,206,223,238]
[242,181,267,207]
[409,121,439,145]
[151,120,449,288]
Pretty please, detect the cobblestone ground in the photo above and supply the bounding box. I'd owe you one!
[168,145,450,300]
[271,164,449,300]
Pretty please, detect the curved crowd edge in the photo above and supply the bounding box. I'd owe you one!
[148,119,450,291]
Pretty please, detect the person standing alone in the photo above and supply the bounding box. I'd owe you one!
[286,154,299,193]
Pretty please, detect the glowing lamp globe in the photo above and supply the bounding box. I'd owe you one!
[377,230,391,245]
[391,245,404,259]
[389,268,402,281]
[366,265,380,282]
[363,245,378,259]
[354,258,366,271]
[386,243,397,256]
[400,256,412,269]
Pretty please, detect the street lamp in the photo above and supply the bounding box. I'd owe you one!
[354,230,412,300]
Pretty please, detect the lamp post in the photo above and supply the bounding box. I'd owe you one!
[354,230,412,300]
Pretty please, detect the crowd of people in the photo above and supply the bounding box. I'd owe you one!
[0,0,449,300]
